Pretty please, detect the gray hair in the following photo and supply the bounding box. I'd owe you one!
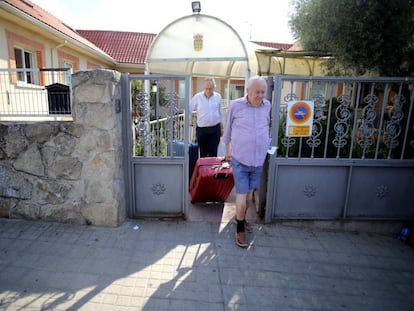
[246,76,267,90]
[204,78,216,89]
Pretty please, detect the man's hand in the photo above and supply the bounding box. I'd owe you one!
[225,144,231,162]
[224,151,232,163]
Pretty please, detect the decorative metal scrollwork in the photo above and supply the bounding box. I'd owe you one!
[152,182,166,195]
[304,185,317,198]
[163,92,180,143]
[281,122,296,148]
[135,91,152,146]
[284,93,298,102]
[306,94,325,151]
[375,184,389,199]
[332,94,352,155]
[280,93,298,155]
[357,94,378,153]
[383,94,405,151]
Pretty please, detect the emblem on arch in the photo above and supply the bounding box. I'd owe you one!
[193,33,203,52]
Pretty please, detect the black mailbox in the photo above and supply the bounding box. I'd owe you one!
[45,83,71,114]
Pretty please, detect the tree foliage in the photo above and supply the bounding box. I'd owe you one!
[289,0,414,76]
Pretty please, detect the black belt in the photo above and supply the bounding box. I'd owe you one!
[197,123,221,129]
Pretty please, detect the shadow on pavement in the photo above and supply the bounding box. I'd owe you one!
[0,217,256,310]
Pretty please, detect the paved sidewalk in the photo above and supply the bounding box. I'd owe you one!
[0,218,414,311]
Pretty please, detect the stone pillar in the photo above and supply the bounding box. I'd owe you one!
[71,69,125,226]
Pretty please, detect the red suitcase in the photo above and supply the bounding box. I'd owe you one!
[190,157,234,203]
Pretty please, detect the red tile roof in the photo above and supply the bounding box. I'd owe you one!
[4,0,112,60]
[79,33,292,65]
[77,30,157,64]
[251,41,293,50]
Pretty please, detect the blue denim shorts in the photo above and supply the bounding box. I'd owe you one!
[231,158,263,194]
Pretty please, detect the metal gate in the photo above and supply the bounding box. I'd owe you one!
[264,75,414,223]
[121,74,191,218]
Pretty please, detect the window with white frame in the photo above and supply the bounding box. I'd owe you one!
[14,47,38,84]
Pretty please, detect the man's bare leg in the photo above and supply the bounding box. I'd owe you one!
[236,193,247,222]
[244,190,253,232]
[245,190,253,213]
[234,190,253,232]
[235,193,248,247]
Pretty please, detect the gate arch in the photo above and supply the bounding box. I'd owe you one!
[145,14,252,79]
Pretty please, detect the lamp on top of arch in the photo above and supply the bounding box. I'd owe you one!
[191,1,201,14]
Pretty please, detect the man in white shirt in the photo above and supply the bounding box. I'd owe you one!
[190,78,223,157]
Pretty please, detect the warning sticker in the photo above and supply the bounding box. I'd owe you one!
[288,125,312,137]
[286,100,314,137]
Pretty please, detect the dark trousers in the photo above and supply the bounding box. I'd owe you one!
[196,123,221,157]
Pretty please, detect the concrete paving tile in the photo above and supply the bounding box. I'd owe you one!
[101,292,118,305]
[169,299,205,311]
[1,237,31,252]
[98,303,128,311]
[221,285,247,305]
[115,294,131,307]
[131,286,147,297]
[127,296,147,308]
[77,301,102,310]
[197,302,225,311]
[140,297,170,309]
[170,284,201,300]
[199,286,223,303]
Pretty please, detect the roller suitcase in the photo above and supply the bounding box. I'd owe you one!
[188,143,199,185]
[167,141,185,157]
[190,157,234,203]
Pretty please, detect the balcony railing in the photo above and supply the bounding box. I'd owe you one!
[0,68,72,121]
[133,112,197,157]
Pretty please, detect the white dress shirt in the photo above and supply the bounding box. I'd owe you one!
[190,91,222,127]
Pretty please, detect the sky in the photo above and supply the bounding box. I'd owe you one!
[33,0,296,43]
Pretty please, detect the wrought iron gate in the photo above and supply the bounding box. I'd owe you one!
[264,75,414,223]
[121,74,190,218]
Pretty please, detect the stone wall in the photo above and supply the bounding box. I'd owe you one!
[0,69,125,226]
